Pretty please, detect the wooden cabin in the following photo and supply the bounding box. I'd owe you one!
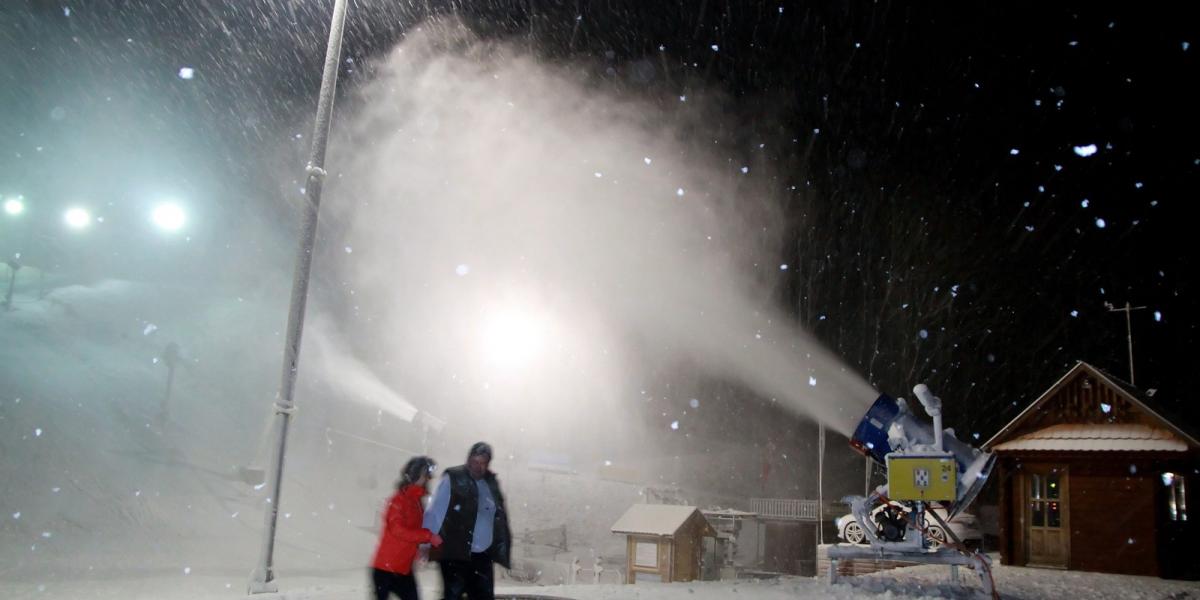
[611,504,717,583]
[984,361,1199,579]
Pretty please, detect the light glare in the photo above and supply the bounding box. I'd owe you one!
[152,202,186,232]
[479,305,550,373]
[3,198,24,216]
[64,207,91,229]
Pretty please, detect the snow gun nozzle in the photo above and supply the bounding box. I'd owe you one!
[849,393,900,466]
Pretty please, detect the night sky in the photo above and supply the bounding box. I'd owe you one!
[2,1,1197,448]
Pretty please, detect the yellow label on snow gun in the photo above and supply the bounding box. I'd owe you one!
[886,454,957,501]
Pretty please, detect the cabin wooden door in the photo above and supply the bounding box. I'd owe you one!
[1025,467,1069,568]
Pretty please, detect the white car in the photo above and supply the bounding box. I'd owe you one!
[835,504,981,548]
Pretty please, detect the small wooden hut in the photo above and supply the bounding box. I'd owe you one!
[611,504,717,583]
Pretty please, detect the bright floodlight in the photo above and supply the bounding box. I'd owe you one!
[3,198,24,216]
[151,202,186,232]
[64,207,91,229]
[480,306,550,372]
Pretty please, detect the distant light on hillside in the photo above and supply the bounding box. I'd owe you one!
[3,197,24,216]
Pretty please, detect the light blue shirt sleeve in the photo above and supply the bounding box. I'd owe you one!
[422,476,451,534]
[472,479,496,552]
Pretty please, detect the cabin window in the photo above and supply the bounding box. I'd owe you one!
[1164,473,1187,521]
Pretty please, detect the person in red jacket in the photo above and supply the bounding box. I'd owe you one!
[371,456,444,600]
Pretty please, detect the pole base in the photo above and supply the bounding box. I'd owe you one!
[248,568,278,594]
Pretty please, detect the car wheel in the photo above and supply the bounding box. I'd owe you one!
[926,525,947,549]
[843,520,867,545]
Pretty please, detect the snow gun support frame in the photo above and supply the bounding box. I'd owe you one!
[829,384,998,599]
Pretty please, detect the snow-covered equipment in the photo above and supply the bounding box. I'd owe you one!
[830,384,999,598]
[849,385,995,519]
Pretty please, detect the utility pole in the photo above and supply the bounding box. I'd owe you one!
[248,0,349,592]
[1106,301,1146,385]
[817,422,824,545]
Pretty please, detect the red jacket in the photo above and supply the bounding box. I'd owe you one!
[371,484,433,574]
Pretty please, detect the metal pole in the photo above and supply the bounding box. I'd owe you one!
[248,0,349,592]
[1124,302,1135,385]
[1107,301,1146,386]
[3,260,18,310]
[864,455,871,496]
[817,422,824,545]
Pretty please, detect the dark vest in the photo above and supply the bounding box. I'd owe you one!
[435,465,511,568]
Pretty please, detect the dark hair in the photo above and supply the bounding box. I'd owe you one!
[467,441,493,462]
[397,455,436,490]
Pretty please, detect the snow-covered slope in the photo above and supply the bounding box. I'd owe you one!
[0,280,388,595]
[0,280,675,596]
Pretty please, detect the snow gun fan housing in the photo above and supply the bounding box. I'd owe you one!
[850,390,996,519]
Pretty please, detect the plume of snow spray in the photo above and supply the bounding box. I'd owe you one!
[324,19,874,449]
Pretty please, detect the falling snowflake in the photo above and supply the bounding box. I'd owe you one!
[808,376,817,386]
[670,420,679,430]
[1073,144,1098,157]
[178,67,195,80]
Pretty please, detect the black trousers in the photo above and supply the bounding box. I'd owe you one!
[438,553,494,600]
[372,568,419,600]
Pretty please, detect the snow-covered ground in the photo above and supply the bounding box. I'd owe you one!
[5,281,1199,600]
[5,556,1200,599]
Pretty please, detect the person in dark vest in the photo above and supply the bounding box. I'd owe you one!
[423,442,511,600]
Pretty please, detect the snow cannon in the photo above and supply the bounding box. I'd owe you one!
[849,386,995,518]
